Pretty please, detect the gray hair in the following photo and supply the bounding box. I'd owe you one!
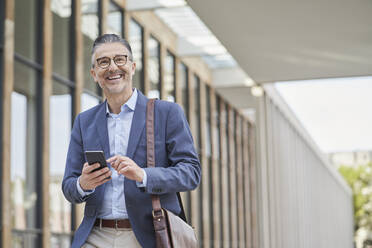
[91,33,133,68]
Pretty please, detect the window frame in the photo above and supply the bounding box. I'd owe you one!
[128,17,145,92]
[148,35,161,98]
[108,0,125,37]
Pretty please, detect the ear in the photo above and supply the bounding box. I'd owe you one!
[90,68,98,82]
[131,62,136,75]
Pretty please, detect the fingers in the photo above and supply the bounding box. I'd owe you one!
[96,177,111,187]
[89,167,110,180]
[116,160,129,172]
[106,155,120,166]
[107,155,130,170]
[79,164,111,191]
[118,164,144,183]
[82,162,100,174]
[92,169,112,185]
[83,163,110,180]
[86,168,112,189]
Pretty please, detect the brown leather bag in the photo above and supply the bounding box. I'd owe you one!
[146,99,198,248]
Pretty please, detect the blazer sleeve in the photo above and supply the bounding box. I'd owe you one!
[62,114,89,203]
[144,103,201,194]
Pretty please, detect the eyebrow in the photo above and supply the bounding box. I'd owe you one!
[96,54,128,60]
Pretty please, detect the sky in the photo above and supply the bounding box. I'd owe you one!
[275,76,372,153]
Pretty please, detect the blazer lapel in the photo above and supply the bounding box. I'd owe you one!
[126,90,148,158]
[95,101,111,159]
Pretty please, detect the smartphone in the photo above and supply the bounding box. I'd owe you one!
[85,151,108,173]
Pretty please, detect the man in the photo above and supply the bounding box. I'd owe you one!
[62,34,201,248]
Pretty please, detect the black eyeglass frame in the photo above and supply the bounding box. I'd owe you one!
[95,54,130,69]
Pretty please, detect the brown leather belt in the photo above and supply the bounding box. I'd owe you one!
[94,219,131,229]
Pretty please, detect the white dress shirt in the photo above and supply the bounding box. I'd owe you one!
[76,89,147,219]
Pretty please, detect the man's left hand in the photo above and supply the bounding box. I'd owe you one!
[107,155,144,183]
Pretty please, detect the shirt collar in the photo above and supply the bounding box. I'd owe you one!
[106,88,137,115]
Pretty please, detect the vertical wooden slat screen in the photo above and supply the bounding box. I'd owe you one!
[199,82,210,247]
[123,12,130,39]
[227,106,238,247]
[42,0,53,247]
[249,123,259,248]
[73,0,83,116]
[219,100,230,246]
[100,0,108,34]
[210,89,221,247]
[188,72,201,240]
[236,114,245,246]
[243,120,252,247]
[1,0,14,246]
[173,57,189,221]
[73,0,85,230]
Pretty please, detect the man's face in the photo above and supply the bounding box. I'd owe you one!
[90,42,136,96]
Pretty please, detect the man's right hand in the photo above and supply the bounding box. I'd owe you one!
[79,162,112,191]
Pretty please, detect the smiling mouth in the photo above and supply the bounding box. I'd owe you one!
[106,74,123,81]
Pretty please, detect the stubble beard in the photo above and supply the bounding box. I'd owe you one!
[101,77,132,98]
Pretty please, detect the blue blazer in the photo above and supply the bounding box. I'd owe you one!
[62,90,201,248]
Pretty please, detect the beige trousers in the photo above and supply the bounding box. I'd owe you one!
[81,226,142,248]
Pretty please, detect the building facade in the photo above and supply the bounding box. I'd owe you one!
[1,0,258,247]
[1,1,355,248]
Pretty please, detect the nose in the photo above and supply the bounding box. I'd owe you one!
[107,60,120,71]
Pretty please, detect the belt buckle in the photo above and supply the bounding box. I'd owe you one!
[99,218,102,230]
[115,219,119,230]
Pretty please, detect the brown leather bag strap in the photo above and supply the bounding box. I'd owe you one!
[146,99,156,168]
[146,99,162,212]
[147,99,172,248]
[146,99,188,223]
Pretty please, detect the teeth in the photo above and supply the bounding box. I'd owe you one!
[108,75,122,80]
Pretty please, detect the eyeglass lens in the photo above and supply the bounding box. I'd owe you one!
[97,55,127,69]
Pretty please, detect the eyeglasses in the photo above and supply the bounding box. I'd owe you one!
[96,55,129,69]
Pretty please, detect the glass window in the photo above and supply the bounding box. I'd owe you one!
[233,111,239,240]
[128,19,143,91]
[49,81,72,247]
[192,75,202,240]
[193,75,201,153]
[164,51,175,102]
[107,1,123,36]
[214,95,220,160]
[224,103,229,164]
[225,103,232,241]
[177,62,191,219]
[15,0,37,61]
[205,85,214,243]
[216,96,224,240]
[81,0,100,96]
[81,92,100,112]
[52,0,72,79]
[179,62,189,118]
[148,36,160,99]
[205,85,212,157]
[11,61,41,247]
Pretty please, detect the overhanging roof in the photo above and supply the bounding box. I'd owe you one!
[187,0,372,84]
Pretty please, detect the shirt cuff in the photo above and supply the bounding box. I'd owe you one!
[136,169,147,188]
[76,176,95,197]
